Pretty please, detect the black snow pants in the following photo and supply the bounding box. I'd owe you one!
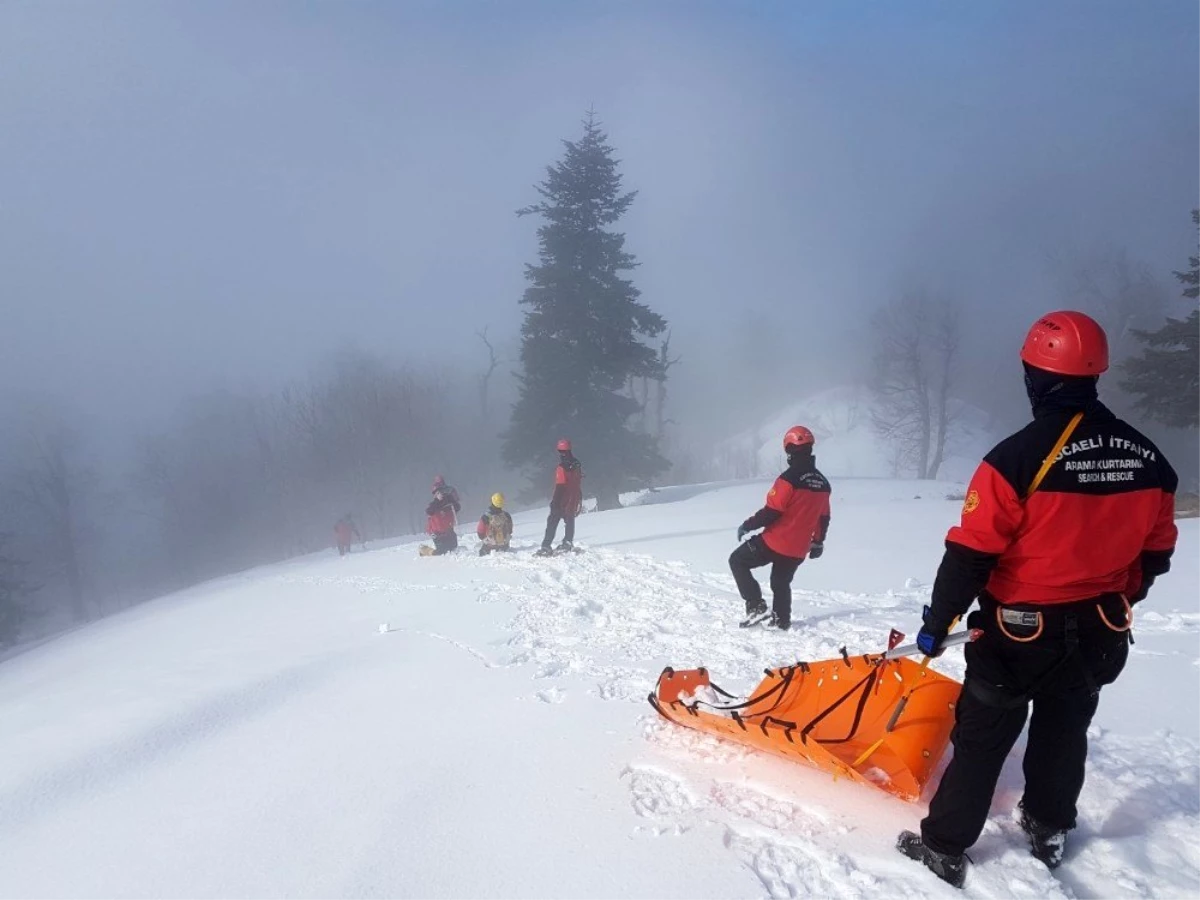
[432,531,458,556]
[541,509,575,549]
[921,592,1131,857]
[728,535,803,627]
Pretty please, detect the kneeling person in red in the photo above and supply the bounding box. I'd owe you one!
[730,426,831,631]
[897,311,1178,888]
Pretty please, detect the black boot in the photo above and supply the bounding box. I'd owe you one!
[769,613,790,631]
[896,831,967,889]
[1018,803,1068,869]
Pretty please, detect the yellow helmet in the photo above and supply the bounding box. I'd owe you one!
[490,492,505,509]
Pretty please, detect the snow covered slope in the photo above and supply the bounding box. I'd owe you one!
[0,479,1196,898]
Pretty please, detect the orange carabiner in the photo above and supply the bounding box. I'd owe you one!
[1097,595,1134,633]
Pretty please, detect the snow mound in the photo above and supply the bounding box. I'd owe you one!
[714,385,996,483]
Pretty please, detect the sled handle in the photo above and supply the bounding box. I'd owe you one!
[882,628,981,661]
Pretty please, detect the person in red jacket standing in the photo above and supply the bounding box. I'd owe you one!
[730,426,831,630]
[897,311,1178,888]
[424,475,461,556]
[536,439,583,556]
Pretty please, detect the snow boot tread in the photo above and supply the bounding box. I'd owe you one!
[739,607,771,629]
[896,830,967,889]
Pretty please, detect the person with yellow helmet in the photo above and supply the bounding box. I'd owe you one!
[476,492,514,556]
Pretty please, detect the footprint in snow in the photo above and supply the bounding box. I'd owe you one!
[623,765,698,826]
[709,781,841,836]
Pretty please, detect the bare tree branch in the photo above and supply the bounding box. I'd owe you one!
[476,327,502,422]
[870,292,961,479]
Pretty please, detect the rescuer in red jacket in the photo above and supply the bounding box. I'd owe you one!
[537,439,583,556]
[730,426,831,631]
[897,311,1179,888]
[425,475,462,556]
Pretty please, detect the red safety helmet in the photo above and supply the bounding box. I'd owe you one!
[783,426,815,451]
[556,438,572,452]
[1020,311,1109,376]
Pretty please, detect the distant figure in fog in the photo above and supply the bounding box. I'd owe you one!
[334,514,361,557]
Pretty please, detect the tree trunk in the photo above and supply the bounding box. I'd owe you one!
[927,366,951,480]
[927,404,947,480]
[914,356,932,479]
[64,558,87,621]
[927,301,959,481]
[655,377,665,439]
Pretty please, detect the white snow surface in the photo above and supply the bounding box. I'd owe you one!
[0,479,1196,899]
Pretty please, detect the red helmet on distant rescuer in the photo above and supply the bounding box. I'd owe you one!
[556,438,572,452]
[1019,311,1109,376]
[783,426,815,451]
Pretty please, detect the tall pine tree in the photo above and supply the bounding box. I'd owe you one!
[504,113,668,510]
[1120,210,1199,429]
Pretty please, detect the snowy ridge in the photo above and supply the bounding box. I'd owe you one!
[0,478,1195,897]
[713,385,996,482]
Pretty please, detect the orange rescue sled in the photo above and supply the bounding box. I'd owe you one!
[648,650,963,801]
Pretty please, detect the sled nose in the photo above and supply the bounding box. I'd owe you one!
[653,667,711,705]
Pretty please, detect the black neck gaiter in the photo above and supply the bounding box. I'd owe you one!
[786,448,816,471]
[1023,363,1100,418]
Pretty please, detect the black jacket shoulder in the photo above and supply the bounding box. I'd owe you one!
[780,466,831,493]
[983,403,1177,497]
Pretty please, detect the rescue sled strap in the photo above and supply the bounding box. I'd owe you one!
[802,667,881,745]
[689,666,800,717]
[707,682,739,700]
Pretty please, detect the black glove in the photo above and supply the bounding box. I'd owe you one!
[737,523,750,541]
[808,541,824,560]
[1130,575,1155,605]
[915,604,949,658]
